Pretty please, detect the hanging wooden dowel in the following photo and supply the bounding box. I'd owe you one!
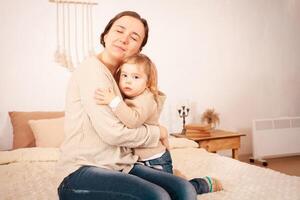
[89,3,95,56]
[60,2,67,67]
[74,4,80,67]
[49,0,98,5]
[54,0,62,63]
[81,3,86,59]
[66,3,74,71]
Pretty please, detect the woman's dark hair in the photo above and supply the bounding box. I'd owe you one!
[100,11,149,51]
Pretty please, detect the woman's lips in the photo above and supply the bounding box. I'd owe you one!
[114,45,126,52]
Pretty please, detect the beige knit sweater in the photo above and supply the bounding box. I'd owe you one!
[55,56,160,186]
[114,89,166,159]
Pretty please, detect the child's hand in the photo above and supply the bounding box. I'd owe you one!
[94,88,116,105]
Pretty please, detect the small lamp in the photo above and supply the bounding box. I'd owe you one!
[178,105,190,134]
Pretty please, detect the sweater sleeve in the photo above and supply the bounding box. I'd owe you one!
[113,93,157,129]
[74,60,160,148]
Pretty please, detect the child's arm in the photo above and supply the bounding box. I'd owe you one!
[95,88,157,129]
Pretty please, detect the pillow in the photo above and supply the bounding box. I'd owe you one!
[9,111,64,149]
[169,137,199,149]
[29,117,65,147]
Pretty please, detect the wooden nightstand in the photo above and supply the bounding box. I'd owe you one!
[172,130,246,160]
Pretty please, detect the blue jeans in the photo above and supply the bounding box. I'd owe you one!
[139,150,210,194]
[58,164,197,200]
[138,150,173,174]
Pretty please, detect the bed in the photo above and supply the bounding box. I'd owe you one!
[1,143,300,200]
[0,112,300,200]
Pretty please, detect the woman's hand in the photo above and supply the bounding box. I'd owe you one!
[159,125,170,150]
[94,88,116,105]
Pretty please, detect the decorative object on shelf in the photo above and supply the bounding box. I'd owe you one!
[50,0,97,72]
[184,123,212,138]
[201,108,220,129]
[178,105,190,134]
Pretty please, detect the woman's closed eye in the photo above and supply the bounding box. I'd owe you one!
[115,28,124,34]
[130,36,138,41]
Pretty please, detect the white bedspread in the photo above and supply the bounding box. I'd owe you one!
[171,148,300,200]
[0,148,59,200]
[0,147,299,200]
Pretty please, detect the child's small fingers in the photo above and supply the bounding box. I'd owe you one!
[95,90,102,96]
[95,99,106,105]
[96,88,108,96]
[95,88,103,92]
[95,100,102,105]
[94,94,101,100]
[94,95,106,102]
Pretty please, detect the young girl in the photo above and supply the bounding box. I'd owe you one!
[95,53,223,194]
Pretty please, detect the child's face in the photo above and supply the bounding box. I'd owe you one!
[118,63,148,98]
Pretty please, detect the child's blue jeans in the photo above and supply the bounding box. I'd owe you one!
[138,150,173,174]
[138,150,210,194]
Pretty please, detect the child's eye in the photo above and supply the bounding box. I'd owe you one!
[134,76,139,79]
[121,74,127,78]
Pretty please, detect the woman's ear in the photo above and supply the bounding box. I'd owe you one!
[103,34,108,46]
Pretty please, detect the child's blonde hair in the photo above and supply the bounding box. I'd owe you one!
[116,54,159,101]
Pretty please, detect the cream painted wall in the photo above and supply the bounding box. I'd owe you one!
[0,0,299,154]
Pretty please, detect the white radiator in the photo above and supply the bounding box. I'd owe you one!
[252,117,300,159]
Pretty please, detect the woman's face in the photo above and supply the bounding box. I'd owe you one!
[104,16,145,62]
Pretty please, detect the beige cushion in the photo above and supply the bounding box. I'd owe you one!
[28,117,65,147]
[9,111,64,149]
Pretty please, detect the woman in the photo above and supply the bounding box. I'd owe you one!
[56,11,197,200]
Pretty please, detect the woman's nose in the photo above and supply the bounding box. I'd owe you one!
[120,34,129,44]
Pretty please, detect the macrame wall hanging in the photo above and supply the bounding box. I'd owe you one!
[50,0,98,72]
